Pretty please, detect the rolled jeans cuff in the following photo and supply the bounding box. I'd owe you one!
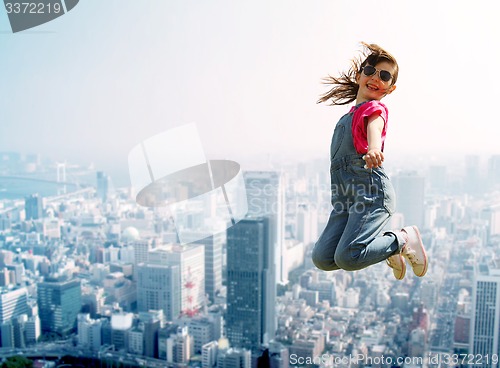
[384,230,407,253]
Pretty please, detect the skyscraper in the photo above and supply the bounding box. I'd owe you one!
[226,217,275,351]
[393,171,425,229]
[136,263,180,321]
[96,171,112,202]
[24,194,43,220]
[244,171,285,284]
[470,267,500,366]
[37,278,81,335]
[296,204,318,245]
[179,232,224,303]
[465,155,483,195]
[149,243,205,317]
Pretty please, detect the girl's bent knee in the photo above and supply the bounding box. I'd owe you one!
[334,252,363,272]
[312,258,338,271]
[311,249,338,271]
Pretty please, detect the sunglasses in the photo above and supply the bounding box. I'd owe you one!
[361,65,393,82]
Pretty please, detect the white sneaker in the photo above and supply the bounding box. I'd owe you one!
[386,252,406,280]
[401,226,428,277]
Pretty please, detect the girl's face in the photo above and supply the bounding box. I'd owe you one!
[355,60,397,104]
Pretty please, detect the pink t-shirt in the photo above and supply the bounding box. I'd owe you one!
[349,100,389,154]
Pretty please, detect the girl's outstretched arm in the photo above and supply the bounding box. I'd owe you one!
[364,115,385,169]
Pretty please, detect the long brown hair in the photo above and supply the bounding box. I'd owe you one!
[317,42,399,105]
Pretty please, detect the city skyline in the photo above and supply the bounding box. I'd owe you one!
[0,144,500,365]
[2,149,500,199]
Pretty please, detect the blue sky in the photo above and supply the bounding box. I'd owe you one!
[1,1,499,183]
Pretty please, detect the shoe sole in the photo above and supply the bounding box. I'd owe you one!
[386,253,406,280]
[404,226,428,277]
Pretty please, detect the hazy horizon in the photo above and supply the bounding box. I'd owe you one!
[2,148,498,190]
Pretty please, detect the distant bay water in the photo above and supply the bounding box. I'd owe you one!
[0,176,84,200]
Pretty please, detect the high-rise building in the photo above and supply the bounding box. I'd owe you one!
[13,315,27,348]
[128,327,144,355]
[470,267,500,366]
[179,232,224,303]
[283,240,305,277]
[482,205,500,238]
[149,243,205,317]
[24,315,41,345]
[0,269,10,287]
[0,287,29,325]
[24,194,43,220]
[0,288,31,348]
[132,239,155,265]
[158,324,180,360]
[37,278,81,335]
[136,263,180,321]
[96,171,112,202]
[82,286,105,318]
[6,264,24,286]
[488,155,500,190]
[393,171,425,229]
[0,322,14,348]
[0,314,35,348]
[465,155,483,195]
[244,171,285,284]
[454,314,470,352]
[77,313,102,351]
[296,204,318,246]
[187,314,222,354]
[138,310,163,358]
[428,165,448,194]
[101,318,112,346]
[226,217,275,351]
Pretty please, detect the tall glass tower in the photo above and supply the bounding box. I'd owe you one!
[225,217,275,351]
[243,171,286,284]
[37,278,81,335]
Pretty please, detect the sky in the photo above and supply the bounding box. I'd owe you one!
[1,0,500,184]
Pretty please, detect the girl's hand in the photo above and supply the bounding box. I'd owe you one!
[363,149,384,169]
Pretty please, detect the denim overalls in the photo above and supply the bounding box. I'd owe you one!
[312,104,406,271]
